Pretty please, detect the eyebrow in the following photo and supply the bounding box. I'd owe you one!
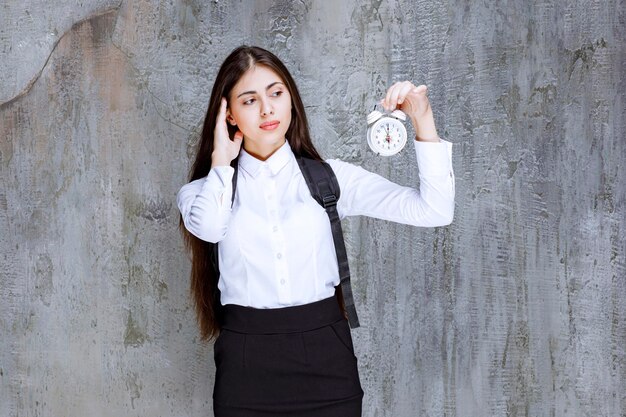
[236,81,284,98]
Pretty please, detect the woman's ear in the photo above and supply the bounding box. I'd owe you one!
[226,111,237,126]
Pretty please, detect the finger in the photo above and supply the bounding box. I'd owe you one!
[413,84,428,95]
[388,82,406,109]
[384,82,402,111]
[396,82,415,105]
[388,83,405,109]
[387,81,414,110]
[216,97,228,124]
[233,130,243,143]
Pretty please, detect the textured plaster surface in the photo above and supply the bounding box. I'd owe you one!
[1,1,624,416]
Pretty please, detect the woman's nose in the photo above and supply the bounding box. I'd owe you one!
[261,99,274,116]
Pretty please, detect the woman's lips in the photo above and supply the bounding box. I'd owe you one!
[260,121,280,130]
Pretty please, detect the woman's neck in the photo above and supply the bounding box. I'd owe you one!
[243,138,286,161]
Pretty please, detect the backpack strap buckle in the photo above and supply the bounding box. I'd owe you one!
[322,193,337,208]
[318,179,337,208]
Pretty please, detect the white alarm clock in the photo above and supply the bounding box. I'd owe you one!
[366,107,408,156]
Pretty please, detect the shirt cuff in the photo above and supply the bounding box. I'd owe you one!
[413,138,453,176]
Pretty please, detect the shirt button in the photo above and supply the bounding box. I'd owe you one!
[280,279,286,285]
[276,253,282,259]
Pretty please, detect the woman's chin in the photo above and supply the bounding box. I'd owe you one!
[249,131,287,145]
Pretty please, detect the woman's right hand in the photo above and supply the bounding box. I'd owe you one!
[212,97,243,166]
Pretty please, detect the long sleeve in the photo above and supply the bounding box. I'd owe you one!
[176,165,235,242]
[327,139,455,227]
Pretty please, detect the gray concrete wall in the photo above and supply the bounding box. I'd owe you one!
[1,1,624,416]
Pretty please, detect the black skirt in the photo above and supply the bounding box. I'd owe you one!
[212,294,364,416]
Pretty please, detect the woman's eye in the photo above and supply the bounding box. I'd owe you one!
[242,91,282,105]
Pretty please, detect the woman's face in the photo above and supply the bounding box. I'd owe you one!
[226,65,292,159]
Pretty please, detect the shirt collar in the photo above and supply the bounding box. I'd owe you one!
[238,139,293,178]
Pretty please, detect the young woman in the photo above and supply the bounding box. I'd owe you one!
[177,45,455,417]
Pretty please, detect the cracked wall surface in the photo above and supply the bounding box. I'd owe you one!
[1,1,625,416]
[0,0,122,104]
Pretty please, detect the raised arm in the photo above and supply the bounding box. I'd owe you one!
[177,97,243,242]
[328,82,455,226]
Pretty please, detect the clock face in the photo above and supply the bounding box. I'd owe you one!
[367,117,407,156]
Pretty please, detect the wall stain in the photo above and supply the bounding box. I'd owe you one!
[156,280,168,301]
[124,310,149,348]
[497,84,521,123]
[502,323,511,368]
[129,198,172,222]
[125,371,143,409]
[33,253,54,306]
[508,159,522,179]
[566,38,608,81]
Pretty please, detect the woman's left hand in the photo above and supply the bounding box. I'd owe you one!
[380,81,440,142]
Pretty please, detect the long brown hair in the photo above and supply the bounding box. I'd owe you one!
[180,45,324,342]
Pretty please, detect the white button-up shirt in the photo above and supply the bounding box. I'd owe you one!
[177,139,455,308]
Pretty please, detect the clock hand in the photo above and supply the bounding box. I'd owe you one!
[384,125,392,142]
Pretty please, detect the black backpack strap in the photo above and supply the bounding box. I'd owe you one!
[295,155,360,329]
[230,156,239,206]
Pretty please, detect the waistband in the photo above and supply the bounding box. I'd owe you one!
[220,295,344,334]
